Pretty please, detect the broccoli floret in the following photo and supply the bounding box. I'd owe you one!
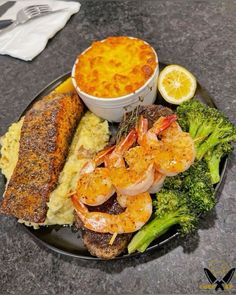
[164,161,215,214]
[128,189,196,254]
[177,100,206,138]
[163,174,183,191]
[182,160,215,214]
[128,160,215,254]
[193,107,221,147]
[204,142,233,184]
[197,116,236,160]
[177,100,236,160]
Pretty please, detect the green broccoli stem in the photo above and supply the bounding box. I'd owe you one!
[128,213,178,254]
[196,134,219,160]
[197,131,236,160]
[206,154,221,184]
[189,124,200,139]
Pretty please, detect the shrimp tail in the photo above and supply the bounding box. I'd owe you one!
[80,145,116,174]
[72,194,111,233]
[151,114,177,134]
[71,195,88,215]
[71,195,90,226]
[106,129,137,168]
[116,129,137,153]
[80,161,96,174]
[137,115,149,145]
[94,145,116,166]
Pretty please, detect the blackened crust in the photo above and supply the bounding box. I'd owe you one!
[1,92,83,223]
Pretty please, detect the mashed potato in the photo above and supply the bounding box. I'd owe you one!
[0,112,110,227]
[0,118,24,179]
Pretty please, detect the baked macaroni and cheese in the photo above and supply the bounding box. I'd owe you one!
[74,36,157,98]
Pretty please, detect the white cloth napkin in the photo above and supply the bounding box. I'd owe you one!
[0,0,80,61]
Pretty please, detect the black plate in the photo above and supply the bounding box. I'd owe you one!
[0,63,228,260]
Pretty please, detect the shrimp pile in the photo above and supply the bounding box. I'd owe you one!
[72,113,196,234]
[137,115,196,176]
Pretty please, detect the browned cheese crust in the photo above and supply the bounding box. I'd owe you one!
[0,92,83,223]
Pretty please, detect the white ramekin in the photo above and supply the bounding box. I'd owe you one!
[71,38,159,122]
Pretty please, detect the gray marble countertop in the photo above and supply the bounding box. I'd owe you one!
[0,1,235,294]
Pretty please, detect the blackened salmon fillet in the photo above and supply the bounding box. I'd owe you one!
[0,92,83,223]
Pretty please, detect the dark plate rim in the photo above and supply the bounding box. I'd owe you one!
[5,64,228,261]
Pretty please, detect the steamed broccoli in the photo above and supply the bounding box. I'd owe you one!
[182,160,215,214]
[162,174,183,190]
[177,100,236,160]
[128,189,197,253]
[128,101,235,253]
[204,142,233,184]
[176,99,206,137]
[163,160,215,214]
[128,160,215,254]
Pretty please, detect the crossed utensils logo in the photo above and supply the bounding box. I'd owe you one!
[204,267,235,291]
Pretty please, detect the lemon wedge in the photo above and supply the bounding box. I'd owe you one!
[54,77,75,94]
[158,64,197,104]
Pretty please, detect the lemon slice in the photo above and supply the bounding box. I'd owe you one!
[158,64,197,104]
[54,77,75,94]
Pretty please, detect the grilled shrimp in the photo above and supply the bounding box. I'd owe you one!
[76,146,115,206]
[134,116,170,192]
[137,115,195,176]
[76,129,137,206]
[123,145,166,194]
[152,120,196,176]
[108,136,155,196]
[109,164,154,196]
[71,192,152,234]
[137,114,177,148]
[109,145,154,195]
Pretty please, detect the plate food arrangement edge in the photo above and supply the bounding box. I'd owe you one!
[0,36,235,260]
